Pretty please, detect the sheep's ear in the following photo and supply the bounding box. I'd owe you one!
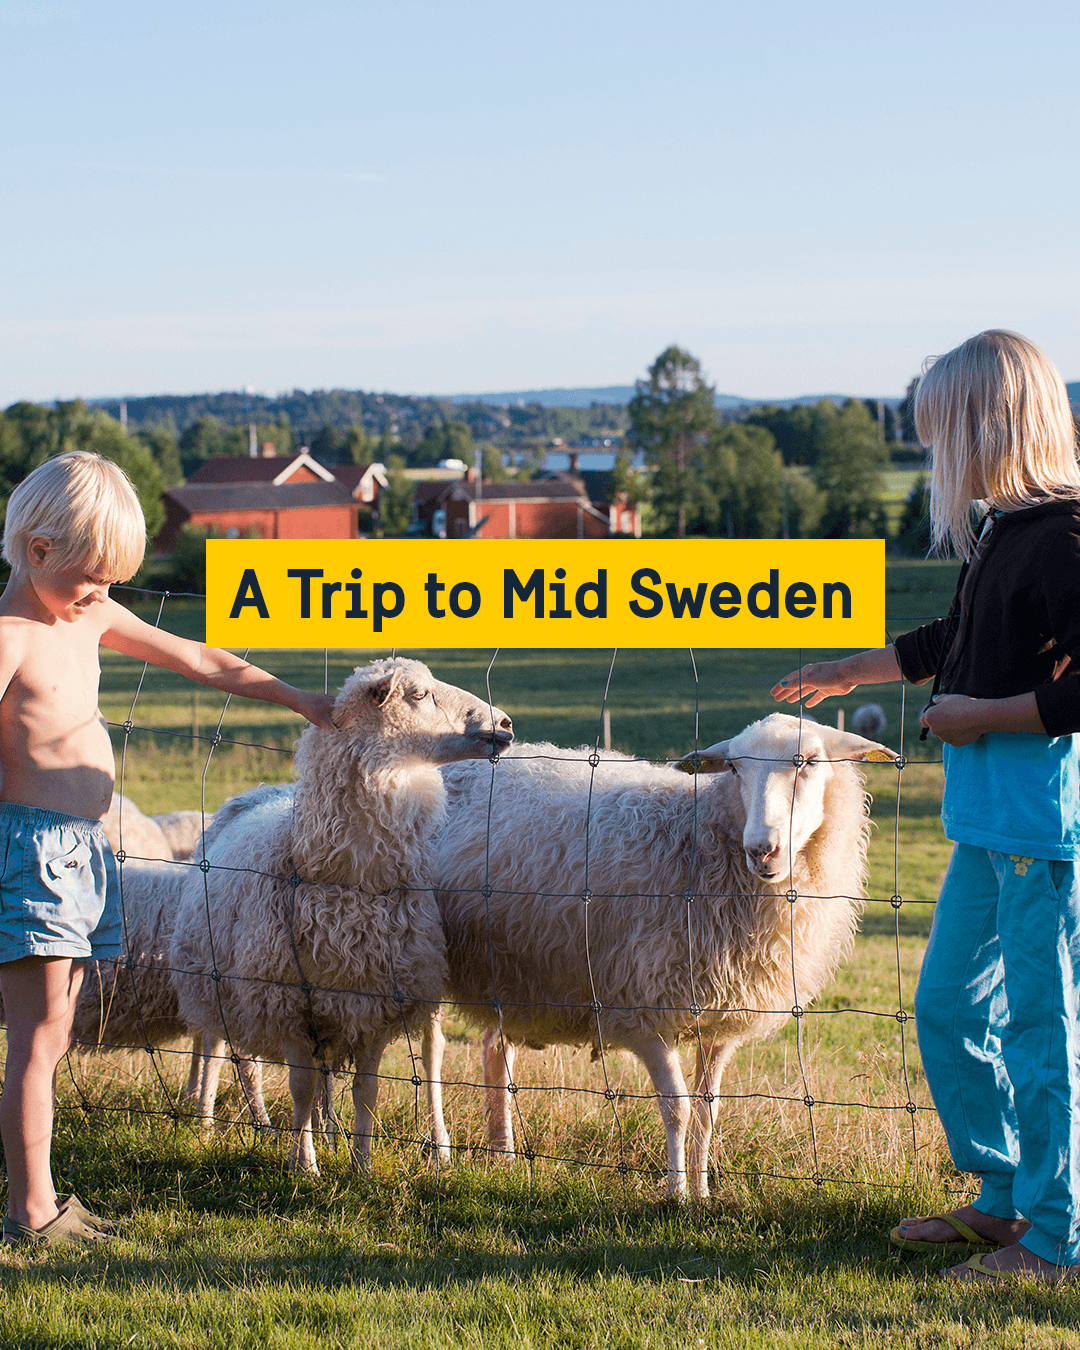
[675,739,733,774]
[817,726,897,763]
[370,675,397,707]
[368,664,406,708]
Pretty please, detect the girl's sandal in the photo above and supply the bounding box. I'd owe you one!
[954,1251,1079,1284]
[890,1213,996,1253]
[2,1203,110,1247]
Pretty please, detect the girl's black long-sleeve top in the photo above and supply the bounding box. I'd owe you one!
[891,501,1080,739]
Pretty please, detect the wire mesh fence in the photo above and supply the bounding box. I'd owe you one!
[47,584,958,1202]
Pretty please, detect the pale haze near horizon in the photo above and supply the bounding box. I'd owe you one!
[2,0,1078,407]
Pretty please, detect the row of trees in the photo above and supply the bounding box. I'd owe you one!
[627,346,896,540]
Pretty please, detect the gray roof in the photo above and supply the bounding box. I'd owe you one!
[166,481,355,513]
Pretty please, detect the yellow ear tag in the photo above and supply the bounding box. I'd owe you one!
[862,749,897,763]
[675,753,729,775]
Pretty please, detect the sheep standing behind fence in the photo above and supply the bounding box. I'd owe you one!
[169,657,513,1173]
[433,713,896,1199]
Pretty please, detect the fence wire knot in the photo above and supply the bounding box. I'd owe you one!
[507,1081,518,1095]
[231,1053,241,1066]
[791,1004,804,1018]
[591,1000,602,1014]
[895,1010,909,1024]
[211,733,222,747]
[588,751,600,769]
[616,1160,630,1177]
[481,884,493,900]
[411,1074,422,1088]
[581,888,592,903]
[604,1088,616,1101]
[896,755,908,771]
[125,957,135,971]
[122,719,134,735]
[891,893,903,909]
[289,871,301,889]
[211,970,221,983]
[523,1146,536,1162]
[392,988,405,1005]
[906,1101,918,1115]
[785,889,798,905]
[803,1094,815,1108]
[812,1172,824,1187]
[791,752,805,768]
[683,888,695,904]
[690,1003,702,1016]
[199,858,211,874]
[300,979,311,994]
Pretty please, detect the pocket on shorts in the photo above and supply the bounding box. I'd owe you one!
[44,838,93,883]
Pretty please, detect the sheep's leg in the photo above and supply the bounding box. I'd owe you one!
[687,1038,742,1201]
[312,1066,338,1146]
[236,1055,272,1130]
[630,1034,693,1200]
[349,1030,394,1171]
[481,1027,516,1162]
[195,1034,228,1133]
[286,1041,321,1174]
[180,1032,202,1106]
[424,1009,451,1164]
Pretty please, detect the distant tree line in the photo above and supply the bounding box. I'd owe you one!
[626,346,899,541]
[1,351,936,558]
[95,388,628,459]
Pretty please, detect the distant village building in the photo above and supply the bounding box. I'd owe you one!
[154,451,378,552]
[437,471,640,540]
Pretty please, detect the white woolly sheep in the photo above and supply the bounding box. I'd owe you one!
[71,857,271,1125]
[169,657,513,1173]
[102,793,173,862]
[433,713,895,1199]
[851,703,887,739]
[152,810,209,861]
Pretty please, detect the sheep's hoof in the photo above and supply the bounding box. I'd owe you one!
[290,1158,321,1177]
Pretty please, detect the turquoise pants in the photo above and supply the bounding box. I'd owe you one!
[915,843,1080,1264]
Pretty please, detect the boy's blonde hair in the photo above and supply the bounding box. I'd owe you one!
[2,451,147,581]
[915,329,1080,559]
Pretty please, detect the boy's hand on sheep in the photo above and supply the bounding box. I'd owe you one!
[293,690,339,730]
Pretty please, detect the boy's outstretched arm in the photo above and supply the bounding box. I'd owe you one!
[771,645,903,708]
[101,602,337,729]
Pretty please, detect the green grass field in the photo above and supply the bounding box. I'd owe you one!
[5,560,1076,1348]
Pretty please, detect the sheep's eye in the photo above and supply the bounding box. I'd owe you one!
[729,763,740,777]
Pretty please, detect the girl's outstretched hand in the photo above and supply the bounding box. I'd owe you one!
[771,661,859,708]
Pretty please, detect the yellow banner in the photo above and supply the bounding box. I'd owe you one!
[205,538,885,649]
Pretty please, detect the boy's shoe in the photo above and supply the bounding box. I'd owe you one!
[55,1194,117,1231]
[2,1202,110,1247]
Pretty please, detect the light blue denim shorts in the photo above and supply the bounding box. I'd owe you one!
[0,804,121,964]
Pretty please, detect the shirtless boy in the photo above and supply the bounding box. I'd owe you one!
[0,451,336,1245]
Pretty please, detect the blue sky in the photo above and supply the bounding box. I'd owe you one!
[3,0,1079,404]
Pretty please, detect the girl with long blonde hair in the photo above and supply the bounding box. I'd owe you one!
[774,330,1080,1283]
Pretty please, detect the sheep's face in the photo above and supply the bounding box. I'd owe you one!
[332,658,513,766]
[680,713,894,882]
